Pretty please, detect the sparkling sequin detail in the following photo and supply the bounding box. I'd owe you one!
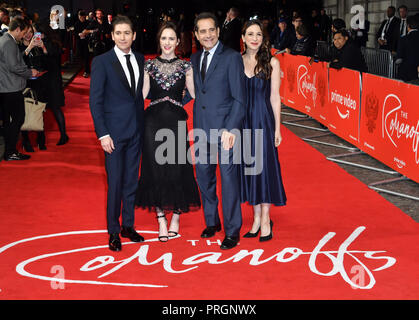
[145,57,192,91]
[149,96,183,107]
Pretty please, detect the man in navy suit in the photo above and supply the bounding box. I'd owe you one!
[89,15,145,251]
[191,12,246,250]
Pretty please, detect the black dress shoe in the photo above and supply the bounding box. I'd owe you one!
[56,134,69,146]
[38,143,47,150]
[109,233,121,251]
[4,152,31,161]
[243,227,260,238]
[121,226,145,242]
[220,236,239,250]
[200,224,222,238]
[259,220,274,242]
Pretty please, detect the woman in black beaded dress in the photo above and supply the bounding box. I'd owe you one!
[135,22,201,242]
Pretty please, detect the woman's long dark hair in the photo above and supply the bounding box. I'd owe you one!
[156,21,180,53]
[242,19,272,80]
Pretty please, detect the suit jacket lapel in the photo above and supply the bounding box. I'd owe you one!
[133,51,144,98]
[203,42,223,86]
[111,49,134,97]
[193,50,203,89]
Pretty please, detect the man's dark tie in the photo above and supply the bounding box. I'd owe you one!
[383,19,390,35]
[401,20,406,36]
[124,54,136,96]
[201,51,210,81]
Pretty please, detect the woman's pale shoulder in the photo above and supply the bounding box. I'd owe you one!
[270,56,280,68]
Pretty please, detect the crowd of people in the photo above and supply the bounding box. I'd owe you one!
[0,5,68,161]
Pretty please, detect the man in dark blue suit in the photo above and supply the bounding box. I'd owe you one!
[89,15,145,251]
[190,12,246,250]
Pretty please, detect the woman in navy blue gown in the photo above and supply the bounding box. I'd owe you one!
[241,19,287,242]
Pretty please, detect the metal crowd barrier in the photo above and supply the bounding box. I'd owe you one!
[314,41,330,61]
[360,47,394,78]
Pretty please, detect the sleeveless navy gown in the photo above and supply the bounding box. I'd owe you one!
[241,73,287,206]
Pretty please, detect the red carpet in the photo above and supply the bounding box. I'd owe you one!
[0,73,418,300]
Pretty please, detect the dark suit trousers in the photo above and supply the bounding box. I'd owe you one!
[195,139,242,237]
[105,132,142,234]
[78,40,90,74]
[0,91,25,155]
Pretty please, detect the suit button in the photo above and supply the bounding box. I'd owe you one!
[202,90,206,94]
[202,106,206,110]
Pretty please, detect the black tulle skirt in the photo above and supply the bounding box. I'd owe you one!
[135,102,201,213]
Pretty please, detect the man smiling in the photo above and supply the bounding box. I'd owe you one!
[89,15,145,251]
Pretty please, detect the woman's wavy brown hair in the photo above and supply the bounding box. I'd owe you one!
[156,21,180,53]
[242,19,273,80]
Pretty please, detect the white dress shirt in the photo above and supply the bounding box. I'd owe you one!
[113,45,140,91]
[200,40,220,73]
[99,46,140,140]
[400,19,407,36]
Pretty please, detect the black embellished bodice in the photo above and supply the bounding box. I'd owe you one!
[145,56,192,107]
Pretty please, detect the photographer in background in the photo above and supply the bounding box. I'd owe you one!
[0,16,38,161]
[84,8,112,57]
[74,10,90,77]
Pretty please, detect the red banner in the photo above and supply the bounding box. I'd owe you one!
[282,54,328,123]
[327,67,361,147]
[360,73,419,183]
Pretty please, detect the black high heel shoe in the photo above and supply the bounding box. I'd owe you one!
[56,134,69,146]
[243,226,260,238]
[157,213,169,242]
[22,141,34,152]
[168,210,181,238]
[259,220,273,242]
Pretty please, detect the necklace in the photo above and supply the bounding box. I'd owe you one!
[157,56,178,63]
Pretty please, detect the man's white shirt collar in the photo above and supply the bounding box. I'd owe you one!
[114,45,133,58]
[204,41,220,55]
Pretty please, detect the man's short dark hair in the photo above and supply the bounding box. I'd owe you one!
[332,18,346,30]
[406,15,419,29]
[229,7,239,17]
[292,15,303,22]
[8,16,30,32]
[296,24,309,38]
[9,9,23,20]
[78,10,86,17]
[111,15,134,32]
[333,29,349,38]
[398,5,408,11]
[194,12,219,32]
